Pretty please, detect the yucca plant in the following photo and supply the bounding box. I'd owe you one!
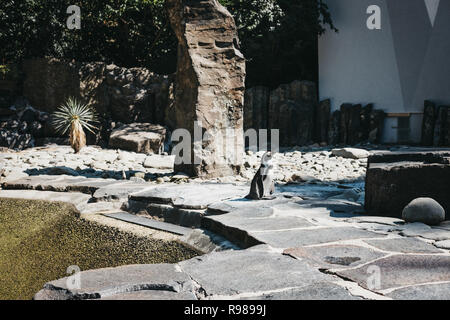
[51,97,99,153]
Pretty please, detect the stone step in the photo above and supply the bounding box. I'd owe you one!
[102,212,193,236]
[93,182,155,202]
[129,183,248,210]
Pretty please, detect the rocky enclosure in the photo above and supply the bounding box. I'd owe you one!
[0,58,174,149]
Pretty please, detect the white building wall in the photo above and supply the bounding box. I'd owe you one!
[319,0,450,143]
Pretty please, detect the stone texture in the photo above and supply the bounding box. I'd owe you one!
[103,212,192,236]
[268,81,317,147]
[359,104,373,142]
[2,175,118,195]
[22,58,173,122]
[209,212,314,233]
[364,237,443,254]
[336,255,450,291]
[244,86,269,132]
[434,240,450,249]
[22,58,80,113]
[316,99,330,144]
[143,154,175,169]
[93,182,154,201]
[341,103,362,145]
[167,0,245,178]
[402,197,445,225]
[415,229,450,241]
[368,109,385,144]
[331,148,370,159]
[100,290,197,300]
[339,103,353,144]
[34,264,195,300]
[365,151,450,220]
[244,282,361,300]
[133,203,206,229]
[422,100,436,146]
[178,247,336,297]
[398,222,432,237]
[433,106,450,147]
[328,110,341,145]
[109,123,166,154]
[250,227,383,248]
[18,58,174,147]
[130,183,248,209]
[387,283,450,300]
[207,196,289,215]
[285,245,386,269]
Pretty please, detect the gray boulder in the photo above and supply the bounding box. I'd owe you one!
[109,123,166,154]
[402,198,445,225]
[331,148,370,159]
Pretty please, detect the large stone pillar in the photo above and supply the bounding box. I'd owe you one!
[166,0,246,178]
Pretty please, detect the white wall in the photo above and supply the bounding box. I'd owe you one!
[319,0,450,143]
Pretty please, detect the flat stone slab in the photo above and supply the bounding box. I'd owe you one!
[277,184,349,200]
[251,227,384,249]
[2,175,66,190]
[103,212,192,236]
[100,290,197,300]
[143,154,175,169]
[130,183,248,209]
[399,223,450,241]
[298,198,365,215]
[243,282,361,300]
[387,283,450,300]
[418,229,450,241]
[434,240,450,250]
[210,213,314,233]
[35,264,195,300]
[69,178,119,194]
[108,123,166,154]
[207,196,290,215]
[399,222,432,236]
[364,238,443,254]
[284,245,387,269]
[39,176,93,192]
[93,182,155,201]
[2,174,119,194]
[346,216,405,226]
[178,246,337,297]
[336,255,450,291]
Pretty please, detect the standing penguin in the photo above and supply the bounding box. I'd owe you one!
[246,151,276,200]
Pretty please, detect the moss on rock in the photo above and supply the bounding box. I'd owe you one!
[0,198,198,300]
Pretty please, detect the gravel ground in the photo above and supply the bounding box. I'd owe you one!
[0,145,369,185]
[0,198,198,300]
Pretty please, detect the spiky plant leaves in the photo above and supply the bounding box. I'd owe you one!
[51,97,98,153]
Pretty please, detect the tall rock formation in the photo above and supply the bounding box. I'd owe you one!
[166,0,246,177]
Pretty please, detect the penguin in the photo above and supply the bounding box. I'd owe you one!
[246,151,276,200]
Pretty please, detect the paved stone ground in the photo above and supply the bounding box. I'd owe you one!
[1,145,449,300]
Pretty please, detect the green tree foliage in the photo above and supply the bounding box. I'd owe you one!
[0,0,175,75]
[0,0,335,87]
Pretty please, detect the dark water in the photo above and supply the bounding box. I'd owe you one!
[0,198,198,300]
